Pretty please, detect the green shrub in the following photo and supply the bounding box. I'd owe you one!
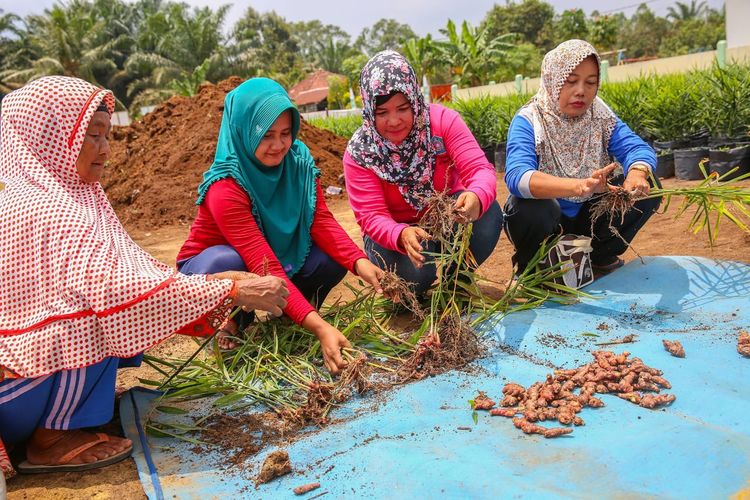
[698,62,750,140]
[306,114,363,139]
[451,93,531,146]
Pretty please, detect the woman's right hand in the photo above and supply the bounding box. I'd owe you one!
[574,163,618,197]
[232,276,289,317]
[398,226,431,269]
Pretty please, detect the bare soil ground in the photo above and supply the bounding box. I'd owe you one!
[8,178,750,499]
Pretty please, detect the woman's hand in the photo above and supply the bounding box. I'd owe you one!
[623,167,651,196]
[574,163,618,197]
[232,276,289,317]
[317,325,352,375]
[454,191,481,223]
[354,258,384,294]
[398,226,431,269]
[303,312,352,375]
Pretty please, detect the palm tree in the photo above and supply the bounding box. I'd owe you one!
[313,36,351,74]
[1,0,131,95]
[122,3,229,111]
[0,9,24,94]
[667,0,707,21]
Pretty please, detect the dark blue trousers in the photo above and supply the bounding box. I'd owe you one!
[0,358,120,444]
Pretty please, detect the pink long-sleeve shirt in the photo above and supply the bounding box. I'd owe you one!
[344,103,497,253]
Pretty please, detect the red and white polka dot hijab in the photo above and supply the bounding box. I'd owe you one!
[0,76,233,379]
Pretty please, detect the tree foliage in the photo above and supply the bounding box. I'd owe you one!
[355,18,416,56]
[0,0,730,107]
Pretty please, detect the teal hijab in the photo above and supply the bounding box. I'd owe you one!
[197,78,319,276]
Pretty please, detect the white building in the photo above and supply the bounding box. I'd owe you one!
[726,0,750,48]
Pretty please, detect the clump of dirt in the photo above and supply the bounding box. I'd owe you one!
[256,450,292,485]
[103,77,349,230]
[476,350,675,438]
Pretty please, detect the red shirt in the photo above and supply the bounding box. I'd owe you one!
[178,178,366,324]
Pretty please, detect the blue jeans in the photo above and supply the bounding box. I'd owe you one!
[178,244,347,325]
[365,199,504,295]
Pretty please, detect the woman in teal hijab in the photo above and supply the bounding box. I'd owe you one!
[178,78,384,375]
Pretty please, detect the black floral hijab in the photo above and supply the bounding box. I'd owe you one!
[346,50,435,210]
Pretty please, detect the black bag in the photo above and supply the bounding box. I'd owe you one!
[540,234,594,289]
[708,144,750,180]
[674,148,709,180]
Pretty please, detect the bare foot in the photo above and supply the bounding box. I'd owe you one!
[217,320,242,350]
[26,428,132,466]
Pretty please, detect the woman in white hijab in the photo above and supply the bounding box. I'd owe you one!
[503,39,660,276]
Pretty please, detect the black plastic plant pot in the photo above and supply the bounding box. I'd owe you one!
[655,152,675,179]
[495,142,507,173]
[674,147,709,180]
[653,139,688,153]
[686,129,709,148]
[708,144,750,180]
[481,144,495,164]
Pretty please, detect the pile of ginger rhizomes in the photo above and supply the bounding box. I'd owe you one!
[473,351,676,438]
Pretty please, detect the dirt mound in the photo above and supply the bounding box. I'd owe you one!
[103,77,349,230]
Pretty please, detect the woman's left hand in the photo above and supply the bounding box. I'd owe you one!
[354,258,384,294]
[623,168,651,196]
[454,192,481,223]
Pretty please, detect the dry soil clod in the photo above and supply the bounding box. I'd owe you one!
[256,450,292,485]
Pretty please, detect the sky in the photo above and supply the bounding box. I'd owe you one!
[0,0,726,38]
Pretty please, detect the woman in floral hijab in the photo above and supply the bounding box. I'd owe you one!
[344,51,503,295]
[503,39,661,275]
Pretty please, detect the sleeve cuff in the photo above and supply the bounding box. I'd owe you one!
[518,170,536,199]
[389,223,411,254]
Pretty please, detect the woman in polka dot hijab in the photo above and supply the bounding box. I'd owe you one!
[0,76,289,474]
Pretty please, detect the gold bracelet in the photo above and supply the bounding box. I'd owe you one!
[629,164,651,175]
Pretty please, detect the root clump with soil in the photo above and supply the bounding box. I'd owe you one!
[474,351,675,438]
[280,355,373,427]
[378,271,424,319]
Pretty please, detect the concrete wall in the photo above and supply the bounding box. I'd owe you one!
[456,44,750,100]
[726,0,750,49]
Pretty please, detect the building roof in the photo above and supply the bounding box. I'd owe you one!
[288,69,343,106]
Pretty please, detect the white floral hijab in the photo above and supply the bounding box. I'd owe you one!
[518,39,617,202]
[346,50,435,210]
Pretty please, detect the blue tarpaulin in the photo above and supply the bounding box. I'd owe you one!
[120,256,750,499]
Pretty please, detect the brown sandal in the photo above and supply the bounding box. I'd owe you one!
[18,432,132,474]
